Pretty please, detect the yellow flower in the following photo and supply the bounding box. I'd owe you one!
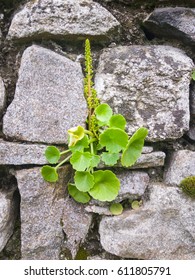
[68,126,85,147]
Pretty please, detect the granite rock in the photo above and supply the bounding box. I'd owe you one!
[15,166,72,259]
[0,186,18,252]
[129,151,166,169]
[143,7,195,47]
[99,183,195,259]
[114,170,149,202]
[95,45,193,141]
[62,196,92,259]
[164,150,195,186]
[7,0,120,43]
[0,140,49,165]
[3,45,87,144]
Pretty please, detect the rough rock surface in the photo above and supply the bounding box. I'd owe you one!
[114,170,149,202]
[129,151,166,169]
[0,76,5,117]
[0,140,49,165]
[95,45,194,141]
[0,187,18,252]
[164,150,195,186]
[3,45,87,144]
[99,183,195,259]
[142,146,153,154]
[15,166,72,259]
[62,196,92,259]
[143,7,195,47]
[85,205,111,216]
[7,0,120,43]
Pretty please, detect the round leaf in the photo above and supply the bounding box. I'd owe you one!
[74,171,94,192]
[89,170,120,202]
[121,127,148,167]
[109,114,126,130]
[109,203,123,215]
[41,166,58,182]
[70,151,92,171]
[90,154,100,168]
[45,146,61,164]
[68,184,91,204]
[95,103,113,125]
[99,128,128,153]
[101,152,120,166]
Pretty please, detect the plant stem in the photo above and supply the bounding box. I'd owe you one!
[84,129,94,137]
[60,149,71,155]
[55,154,71,170]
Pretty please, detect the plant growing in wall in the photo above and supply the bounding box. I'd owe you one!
[41,39,148,204]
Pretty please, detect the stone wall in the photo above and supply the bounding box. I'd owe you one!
[0,0,195,260]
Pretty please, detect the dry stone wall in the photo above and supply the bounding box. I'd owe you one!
[0,0,195,260]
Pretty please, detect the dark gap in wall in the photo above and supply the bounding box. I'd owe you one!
[0,166,21,260]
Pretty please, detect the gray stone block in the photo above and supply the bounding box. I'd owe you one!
[95,45,193,141]
[7,0,120,43]
[3,45,87,144]
[164,150,195,186]
[143,7,195,47]
[99,183,195,259]
[0,186,18,252]
[15,166,72,260]
[0,140,48,165]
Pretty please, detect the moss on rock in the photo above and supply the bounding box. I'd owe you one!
[179,176,195,198]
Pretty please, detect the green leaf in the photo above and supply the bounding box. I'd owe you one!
[74,171,94,192]
[45,146,61,164]
[90,154,100,168]
[109,114,126,130]
[109,203,123,215]
[68,184,91,204]
[41,166,58,182]
[99,128,128,153]
[89,170,120,202]
[101,152,120,166]
[69,135,89,152]
[121,127,148,167]
[192,70,195,81]
[70,151,92,171]
[95,103,113,125]
[68,126,85,147]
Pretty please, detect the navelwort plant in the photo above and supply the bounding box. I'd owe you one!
[41,39,148,204]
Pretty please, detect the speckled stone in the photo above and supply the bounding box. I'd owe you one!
[15,166,72,259]
[95,45,194,141]
[164,150,195,186]
[3,45,87,144]
[7,0,120,43]
[0,140,48,165]
[99,183,195,259]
